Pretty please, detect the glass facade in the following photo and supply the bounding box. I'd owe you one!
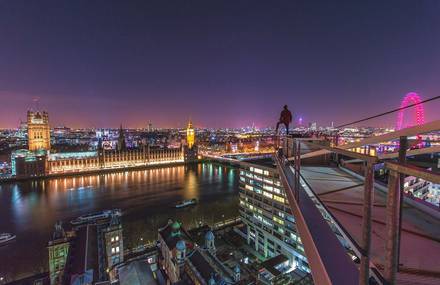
[239,163,310,273]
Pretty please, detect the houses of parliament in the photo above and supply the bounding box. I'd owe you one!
[11,110,198,178]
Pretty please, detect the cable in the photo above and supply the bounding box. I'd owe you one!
[336,95,440,128]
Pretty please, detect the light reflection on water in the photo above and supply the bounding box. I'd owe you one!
[0,162,238,281]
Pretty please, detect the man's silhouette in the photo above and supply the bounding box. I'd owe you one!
[275,105,292,135]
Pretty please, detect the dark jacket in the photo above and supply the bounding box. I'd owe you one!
[280,109,292,124]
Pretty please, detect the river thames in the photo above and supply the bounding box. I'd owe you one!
[0,162,239,281]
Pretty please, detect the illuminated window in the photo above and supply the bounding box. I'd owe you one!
[115,236,119,241]
[254,175,262,181]
[111,237,115,242]
[273,195,285,203]
[263,218,273,227]
[111,247,115,254]
[263,185,273,192]
[254,168,263,174]
[116,246,120,253]
[264,178,273,184]
[245,185,253,191]
[263,191,273,199]
[273,216,284,225]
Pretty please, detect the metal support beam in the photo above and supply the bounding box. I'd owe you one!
[385,162,440,184]
[295,140,301,202]
[318,183,364,196]
[300,141,379,164]
[384,170,401,284]
[359,162,375,285]
[397,136,407,270]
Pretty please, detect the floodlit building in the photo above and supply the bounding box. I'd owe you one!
[47,213,124,285]
[48,222,71,285]
[186,120,195,149]
[27,110,51,151]
[238,159,310,273]
[11,149,46,177]
[184,120,198,162]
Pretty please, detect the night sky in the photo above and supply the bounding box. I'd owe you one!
[0,0,439,129]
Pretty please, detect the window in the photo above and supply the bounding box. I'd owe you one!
[115,236,119,241]
[263,191,273,199]
[263,185,273,192]
[273,216,285,225]
[264,178,273,184]
[254,168,263,174]
[273,195,285,204]
[111,237,115,242]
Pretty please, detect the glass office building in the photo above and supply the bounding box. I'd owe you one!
[238,160,310,273]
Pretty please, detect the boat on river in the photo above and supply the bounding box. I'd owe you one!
[0,233,16,246]
[71,209,121,225]
[175,198,197,208]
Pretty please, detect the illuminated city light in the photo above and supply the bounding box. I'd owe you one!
[396,92,425,130]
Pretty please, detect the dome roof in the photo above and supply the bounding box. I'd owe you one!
[208,275,216,285]
[171,221,181,231]
[176,239,186,251]
[234,264,241,273]
[205,230,215,241]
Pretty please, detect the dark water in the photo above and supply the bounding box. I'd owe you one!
[0,162,239,281]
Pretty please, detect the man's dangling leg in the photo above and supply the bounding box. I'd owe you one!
[276,122,281,134]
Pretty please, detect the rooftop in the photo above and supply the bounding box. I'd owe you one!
[301,166,440,284]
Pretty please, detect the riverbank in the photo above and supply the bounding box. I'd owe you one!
[0,159,212,184]
[0,162,240,282]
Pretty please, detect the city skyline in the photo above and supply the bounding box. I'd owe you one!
[1,0,440,128]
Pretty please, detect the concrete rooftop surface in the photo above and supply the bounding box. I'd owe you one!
[301,166,440,285]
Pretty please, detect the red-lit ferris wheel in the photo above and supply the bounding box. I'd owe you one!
[396,92,425,130]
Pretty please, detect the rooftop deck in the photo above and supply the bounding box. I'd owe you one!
[300,166,440,284]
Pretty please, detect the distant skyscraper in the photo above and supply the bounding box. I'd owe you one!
[27,110,50,151]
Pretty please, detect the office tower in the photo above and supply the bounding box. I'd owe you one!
[239,160,310,273]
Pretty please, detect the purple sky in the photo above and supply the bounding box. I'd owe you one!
[1,0,439,129]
